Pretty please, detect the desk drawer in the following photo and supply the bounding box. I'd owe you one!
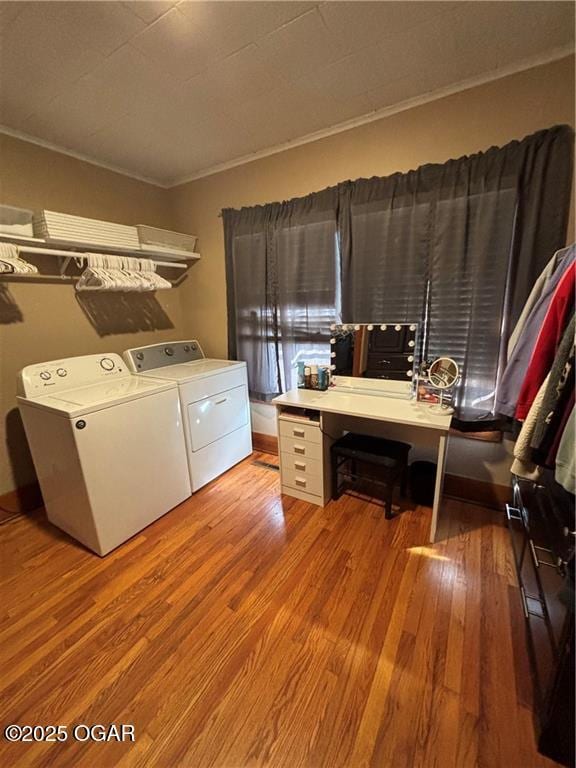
[279,436,322,461]
[281,452,321,479]
[279,419,321,445]
[282,466,323,496]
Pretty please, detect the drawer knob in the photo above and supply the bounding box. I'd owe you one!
[295,477,307,487]
[294,445,306,454]
[294,461,306,471]
[293,429,305,437]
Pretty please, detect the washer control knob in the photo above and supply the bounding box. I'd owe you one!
[136,352,144,361]
[56,368,67,377]
[100,357,115,371]
[39,371,51,381]
[184,345,190,352]
[191,343,198,351]
[164,347,174,356]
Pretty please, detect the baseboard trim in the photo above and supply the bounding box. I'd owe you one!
[252,432,279,455]
[251,432,509,510]
[0,481,43,520]
[444,474,511,509]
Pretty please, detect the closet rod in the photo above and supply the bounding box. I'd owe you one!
[14,245,187,269]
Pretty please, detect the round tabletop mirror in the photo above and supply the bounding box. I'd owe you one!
[428,357,459,414]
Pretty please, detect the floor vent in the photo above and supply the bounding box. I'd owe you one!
[252,459,280,472]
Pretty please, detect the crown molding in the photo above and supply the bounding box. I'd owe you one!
[0,125,168,188]
[1,46,572,190]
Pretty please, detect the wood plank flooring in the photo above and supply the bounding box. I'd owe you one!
[0,453,558,768]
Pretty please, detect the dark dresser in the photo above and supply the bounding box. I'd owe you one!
[365,324,417,380]
[506,471,575,767]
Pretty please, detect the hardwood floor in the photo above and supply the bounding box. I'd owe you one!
[0,453,558,768]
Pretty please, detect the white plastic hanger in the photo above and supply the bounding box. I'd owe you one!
[0,242,38,274]
[76,253,172,292]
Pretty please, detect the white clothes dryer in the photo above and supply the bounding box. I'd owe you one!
[17,354,191,556]
[123,341,252,491]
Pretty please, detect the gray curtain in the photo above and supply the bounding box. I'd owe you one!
[339,125,573,412]
[223,204,281,399]
[224,125,573,409]
[274,187,338,390]
[223,187,338,399]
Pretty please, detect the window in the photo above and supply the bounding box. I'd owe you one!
[224,126,574,413]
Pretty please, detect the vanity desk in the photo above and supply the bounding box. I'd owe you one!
[272,379,453,543]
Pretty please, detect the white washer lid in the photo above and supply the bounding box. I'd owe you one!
[137,359,246,383]
[17,375,176,418]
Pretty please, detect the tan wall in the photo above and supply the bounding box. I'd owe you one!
[0,135,185,495]
[169,56,575,484]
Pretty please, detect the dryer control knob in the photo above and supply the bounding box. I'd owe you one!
[56,368,67,377]
[39,371,51,381]
[100,357,115,371]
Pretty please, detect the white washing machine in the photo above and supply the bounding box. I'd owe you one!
[17,354,191,556]
[123,341,252,491]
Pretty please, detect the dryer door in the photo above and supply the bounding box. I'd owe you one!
[187,385,249,451]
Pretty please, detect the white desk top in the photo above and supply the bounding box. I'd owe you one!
[272,388,452,432]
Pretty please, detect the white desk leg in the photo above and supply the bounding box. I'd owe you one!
[430,432,448,543]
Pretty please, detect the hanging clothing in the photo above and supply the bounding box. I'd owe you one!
[510,375,548,481]
[515,260,575,420]
[545,389,575,467]
[555,406,575,495]
[507,245,574,358]
[529,315,575,465]
[495,246,575,417]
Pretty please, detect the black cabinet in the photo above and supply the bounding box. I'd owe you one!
[506,473,575,767]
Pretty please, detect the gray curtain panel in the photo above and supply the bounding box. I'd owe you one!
[223,204,282,400]
[223,125,573,411]
[273,187,339,391]
[339,125,573,412]
[223,187,339,399]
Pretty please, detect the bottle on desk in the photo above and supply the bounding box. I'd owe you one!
[310,365,319,389]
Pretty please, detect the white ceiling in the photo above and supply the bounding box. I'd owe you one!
[0,1,573,187]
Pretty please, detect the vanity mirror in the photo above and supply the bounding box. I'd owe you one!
[428,357,459,414]
[329,323,419,382]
